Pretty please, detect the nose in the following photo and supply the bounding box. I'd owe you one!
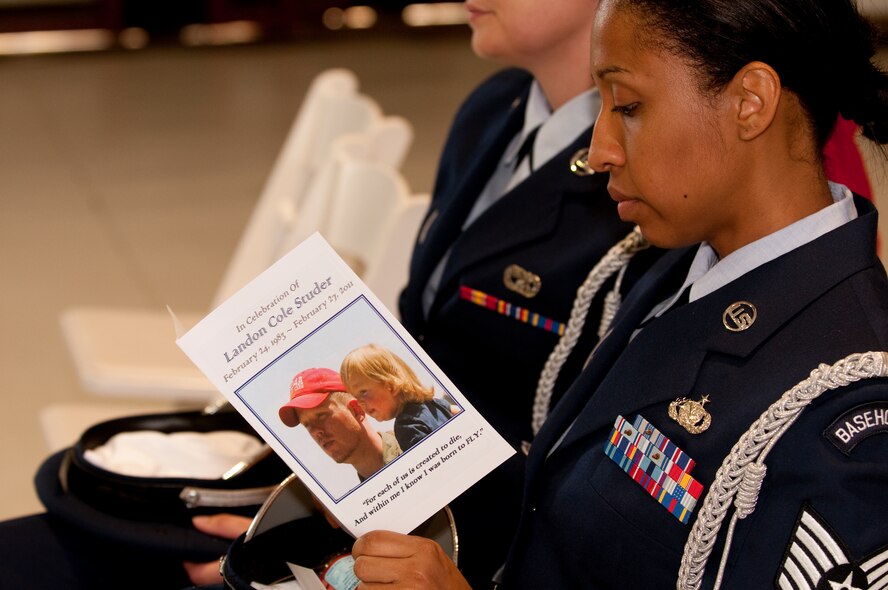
[587,112,625,173]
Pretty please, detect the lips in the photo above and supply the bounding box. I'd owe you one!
[465,2,490,20]
[608,186,643,220]
[608,186,630,203]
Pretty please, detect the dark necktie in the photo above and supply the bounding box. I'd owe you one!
[637,285,692,330]
[514,125,541,171]
[671,285,691,309]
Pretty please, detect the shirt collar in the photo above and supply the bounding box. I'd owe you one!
[505,80,600,170]
[679,182,857,304]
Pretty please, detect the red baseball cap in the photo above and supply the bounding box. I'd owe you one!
[278,367,347,427]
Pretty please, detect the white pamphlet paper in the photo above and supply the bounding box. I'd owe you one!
[177,233,514,538]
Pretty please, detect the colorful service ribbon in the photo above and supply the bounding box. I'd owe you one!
[604,415,704,524]
[459,286,566,336]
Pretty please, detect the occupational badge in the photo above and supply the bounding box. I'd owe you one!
[668,395,712,434]
[777,503,888,590]
[603,415,703,524]
[503,264,542,298]
[723,301,757,332]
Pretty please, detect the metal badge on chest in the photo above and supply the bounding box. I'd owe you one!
[503,264,541,298]
[723,301,757,332]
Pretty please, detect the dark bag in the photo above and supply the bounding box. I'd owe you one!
[35,405,292,561]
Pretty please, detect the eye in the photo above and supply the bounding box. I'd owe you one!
[611,102,639,116]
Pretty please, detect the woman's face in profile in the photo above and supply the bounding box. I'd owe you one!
[587,2,747,254]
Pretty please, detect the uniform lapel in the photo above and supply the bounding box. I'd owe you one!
[433,131,599,301]
[401,92,526,329]
[541,199,881,461]
[524,247,695,470]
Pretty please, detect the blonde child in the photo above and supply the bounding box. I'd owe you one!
[340,344,455,451]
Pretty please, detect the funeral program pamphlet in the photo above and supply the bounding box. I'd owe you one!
[177,233,515,538]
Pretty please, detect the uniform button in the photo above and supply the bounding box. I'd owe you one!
[418,334,425,341]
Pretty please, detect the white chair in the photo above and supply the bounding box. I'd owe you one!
[286,153,430,314]
[58,69,409,404]
[322,157,413,269]
[362,193,430,316]
[213,68,382,305]
[274,116,413,258]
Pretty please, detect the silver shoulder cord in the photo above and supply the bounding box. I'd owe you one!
[531,226,649,436]
[677,350,888,590]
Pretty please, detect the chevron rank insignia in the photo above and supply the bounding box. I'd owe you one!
[776,504,888,589]
[603,415,703,524]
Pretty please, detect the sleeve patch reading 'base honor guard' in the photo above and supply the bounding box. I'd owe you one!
[775,503,888,590]
[824,402,888,456]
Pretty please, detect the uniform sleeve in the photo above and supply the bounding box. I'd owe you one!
[709,380,888,590]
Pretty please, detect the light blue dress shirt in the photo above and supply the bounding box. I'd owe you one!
[643,182,857,322]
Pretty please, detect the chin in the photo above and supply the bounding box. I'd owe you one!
[470,35,505,61]
[330,450,351,464]
[641,228,695,251]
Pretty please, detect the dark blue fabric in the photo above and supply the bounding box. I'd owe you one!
[501,197,888,589]
[398,68,659,447]
[0,512,192,589]
[397,68,662,589]
[394,397,453,451]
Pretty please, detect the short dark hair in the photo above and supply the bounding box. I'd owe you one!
[612,0,888,149]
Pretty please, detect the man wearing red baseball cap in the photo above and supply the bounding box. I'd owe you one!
[279,367,401,480]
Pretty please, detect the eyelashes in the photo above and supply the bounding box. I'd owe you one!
[611,102,640,116]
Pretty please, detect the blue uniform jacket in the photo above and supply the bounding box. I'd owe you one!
[397,68,660,587]
[501,197,888,589]
[398,68,653,447]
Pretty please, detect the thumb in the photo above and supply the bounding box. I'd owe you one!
[183,559,223,586]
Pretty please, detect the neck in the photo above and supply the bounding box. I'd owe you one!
[534,70,594,112]
[522,40,594,111]
[349,428,385,479]
[708,94,836,258]
[711,152,833,259]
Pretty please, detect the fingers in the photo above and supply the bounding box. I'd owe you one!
[352,531,469,589]
[183,559,223,586]
[191,513,253,539]
[185,514,252,585]
[353,530,422,559]
[352,531,420,586]
[353,555,403,585]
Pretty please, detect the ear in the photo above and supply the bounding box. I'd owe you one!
[731,61,781,141]
[347,399,365,421]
